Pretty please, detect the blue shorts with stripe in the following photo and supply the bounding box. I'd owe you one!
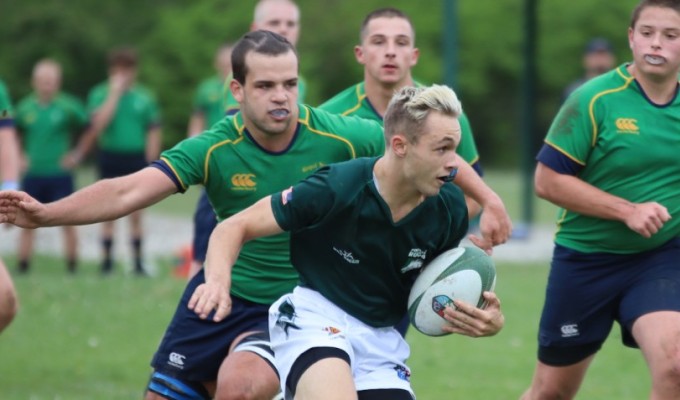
[150,268,270,382]
[22,175,74,203]
[97,150,148,179]
[537,237,680,364]
[192,190,218,263]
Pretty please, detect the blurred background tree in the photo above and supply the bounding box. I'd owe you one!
[0,0,637,167]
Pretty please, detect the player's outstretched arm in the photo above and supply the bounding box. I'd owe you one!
[188,195,284,322]
[0,167,176,228]
[441,291,504,337]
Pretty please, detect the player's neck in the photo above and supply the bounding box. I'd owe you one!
[246,109,299,152]
[364,76,414,117]
[628,63,679,104]
[373,157,424,222]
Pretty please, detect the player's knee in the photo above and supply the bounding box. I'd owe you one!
[214,376,279,400]
[0,288,18,333]
[651,346,680,391]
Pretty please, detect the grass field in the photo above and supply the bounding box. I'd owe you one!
[0,169,650,399]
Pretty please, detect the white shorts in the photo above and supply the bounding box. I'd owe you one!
[269,286,414,398]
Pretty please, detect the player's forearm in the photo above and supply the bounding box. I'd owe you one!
[203,219,243,288]
[89,91,122,134]
[0,127,20,187]
[41,173,161,226]
[454,159,503,210]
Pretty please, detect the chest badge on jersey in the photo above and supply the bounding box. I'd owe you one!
[230,173,257,191]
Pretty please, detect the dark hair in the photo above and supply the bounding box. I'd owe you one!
[107,47,138,68]
[631,0,680,28]
[360,7,415,42]
[231,30,297,84]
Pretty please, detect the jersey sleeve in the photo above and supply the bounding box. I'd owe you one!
[271,166,336,232]
[542,90,594,167]
[0,81,14,128]
[144,91,162,129]
[158,134,211,191]
[66,95,89,131]
[86,85,105,115]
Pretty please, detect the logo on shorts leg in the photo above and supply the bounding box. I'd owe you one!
[560,323,579,338]
[168,352,186,369]
[275,299,301,338]
[394,365,411,382]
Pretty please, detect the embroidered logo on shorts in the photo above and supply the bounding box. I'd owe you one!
[322,326,344,338]
[168,352,186,369]
[275,299,301,338]
[560,323,579,338]
[394,365,411,382]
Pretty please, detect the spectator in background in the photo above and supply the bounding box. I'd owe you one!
[70,47,162,275]
[15,59,87,274]
[562,37,616,100]
[0,78,20,333]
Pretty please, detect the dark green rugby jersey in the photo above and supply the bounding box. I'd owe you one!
[160,105,384,304]
[0,80,14,127]
[271,157,468,327]
[16,93,87,176]
[87,82,160,153]
[545,63,680,253]
[193,75,228,128]
[320,82,481,168]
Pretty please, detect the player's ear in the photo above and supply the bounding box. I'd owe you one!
[391,134,408,158]
[410,47,420,68]
[230,79,244,103]
[354,45,365,64]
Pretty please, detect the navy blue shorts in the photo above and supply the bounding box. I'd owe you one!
[22,175,74,203]
[97,150,148,179]
[150,268,270,382]
[192,191,218,263]
[537,238,680,365]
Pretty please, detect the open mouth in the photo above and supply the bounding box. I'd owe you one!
[439,169,458,183]
[644,54,665,65]
[269,109,290,120]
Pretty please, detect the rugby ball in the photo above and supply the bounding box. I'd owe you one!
[407,246,496,336]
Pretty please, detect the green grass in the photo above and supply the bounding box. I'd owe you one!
[0,259,650,399]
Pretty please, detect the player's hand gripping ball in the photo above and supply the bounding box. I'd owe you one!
[408,246,496,336]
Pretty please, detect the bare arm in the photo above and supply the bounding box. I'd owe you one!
[145,126,162,162]
[0,127,20,189]
[453,158,512,250]
[0,167,177,228]
[188,195,284,321]
[535,162,670,238]
[187,113,205,138]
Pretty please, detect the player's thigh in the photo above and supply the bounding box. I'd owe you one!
[633,311,680,374]
[296,357,356,400]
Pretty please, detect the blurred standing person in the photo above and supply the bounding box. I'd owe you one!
[0,78,20,332]
[71,47,162,275]
[522,1,680,399]
[15,59,87,274]
[562,37,617,100]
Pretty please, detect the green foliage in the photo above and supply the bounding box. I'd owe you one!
[1,0,640,165]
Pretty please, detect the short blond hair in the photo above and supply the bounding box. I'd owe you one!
[384,84,462,143]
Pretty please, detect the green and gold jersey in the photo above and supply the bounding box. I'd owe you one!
[193,75,228,128]
[0,80,14,128]
[540,63,680,253]
[158,105,385,304]
[224,75,307,115]
[271,157,468,327]
[16,93,87,176]
[87,82,161,153]
[320,82,482,172]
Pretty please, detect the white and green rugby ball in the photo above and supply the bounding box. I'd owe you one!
[407,246,496,336]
